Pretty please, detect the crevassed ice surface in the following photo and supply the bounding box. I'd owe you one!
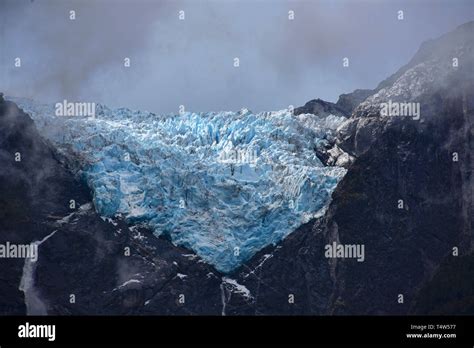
[14,98,347,273]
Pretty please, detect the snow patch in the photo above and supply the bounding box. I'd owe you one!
[222,277,253,300]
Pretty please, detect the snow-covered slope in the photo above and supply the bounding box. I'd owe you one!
[12,99,347,273]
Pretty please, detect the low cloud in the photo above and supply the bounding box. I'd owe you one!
[2,0,473,113]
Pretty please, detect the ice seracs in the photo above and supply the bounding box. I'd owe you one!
[13,98,347,273]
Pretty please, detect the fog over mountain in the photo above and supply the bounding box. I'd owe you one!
[1,0,473,114]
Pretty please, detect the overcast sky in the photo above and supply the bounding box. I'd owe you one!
[1,0,473,114]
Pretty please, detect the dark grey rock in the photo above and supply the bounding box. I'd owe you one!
[336,89,373,115]
[294,98,348,117]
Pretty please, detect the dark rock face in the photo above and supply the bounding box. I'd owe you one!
[225,220,335,315]
[36,221,224,315]
[412,254,474,314]
[335,89,373,115]
[294,98,348,117]
[324,92,472,314]
[294,88,372,119]
[0,98,91,314]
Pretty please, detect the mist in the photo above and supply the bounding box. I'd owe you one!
[1,0,473,114]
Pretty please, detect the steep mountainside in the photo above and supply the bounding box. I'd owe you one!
[335,89,373,115]
[0,94,90,314]
[294,98,347,117]
[226,21,473,315]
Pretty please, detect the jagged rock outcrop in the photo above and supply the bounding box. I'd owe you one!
[294,98,348,117]
[335,89,373,115]
[292,98,355,167]
[337,21,474,158]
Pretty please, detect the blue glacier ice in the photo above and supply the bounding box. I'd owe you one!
[13,99,347,273]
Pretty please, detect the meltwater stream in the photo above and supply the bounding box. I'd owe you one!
[14,99,347,273]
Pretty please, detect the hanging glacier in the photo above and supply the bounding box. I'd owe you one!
[12,98,347,273]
